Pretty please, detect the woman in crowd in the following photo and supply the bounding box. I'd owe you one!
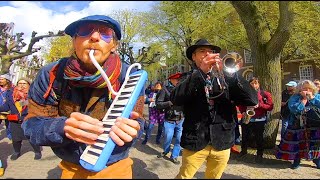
[0,78,42,160]
[275,80,320,169]
[142,81,165,145]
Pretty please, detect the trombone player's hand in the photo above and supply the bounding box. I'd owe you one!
[199,52,222,74]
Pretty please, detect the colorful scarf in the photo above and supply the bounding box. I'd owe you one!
[13,86,28,102]
[13,86,29,113]
[64,53,122,99]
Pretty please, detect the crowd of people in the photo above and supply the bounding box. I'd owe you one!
[0,14,319,179]
[0,75,42,161]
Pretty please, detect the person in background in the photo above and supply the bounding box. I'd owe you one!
[156,72,185,165]
[276,80,320,169]
[280,81,297,137]
[145,83,152,97]
[0,159,3,176]
[21,15,145,179]
[238,77,274,163]
[313,79,320,93]
[230,106,242,154]
[0,78,42,160]
[0,74,14,140]
[170,39,258,178]
[142,81,165,145]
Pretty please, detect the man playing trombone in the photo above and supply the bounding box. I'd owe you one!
[170,39,258,179]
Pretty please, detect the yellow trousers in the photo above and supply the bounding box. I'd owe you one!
[175,145,230,179]
[59,157,133,179]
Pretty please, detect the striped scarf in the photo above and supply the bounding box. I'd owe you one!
[13,86,29,114]
[64,53,121,99]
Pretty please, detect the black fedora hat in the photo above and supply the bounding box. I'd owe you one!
[186,39,221,61]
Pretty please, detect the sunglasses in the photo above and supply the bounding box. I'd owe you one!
[76,24,114,43]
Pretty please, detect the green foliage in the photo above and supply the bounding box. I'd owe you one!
[111,10,143,45]
[283,2,320,60]
[144,60,163,81]
[42,35,72,63]
[140,1,218,67]
[40,1,320,70]
[197,1,248,51]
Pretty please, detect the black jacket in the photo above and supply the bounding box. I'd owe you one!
[280,89,293,119]
[156,84,183,120]
[170,70,258,151]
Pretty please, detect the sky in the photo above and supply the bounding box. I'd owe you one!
[0,1,155,54]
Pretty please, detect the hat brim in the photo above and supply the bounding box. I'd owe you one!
[186,45,221,61]
[64,19,121,40]
[0,74,11,81]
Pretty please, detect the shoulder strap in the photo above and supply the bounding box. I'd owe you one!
[53,58,69,101]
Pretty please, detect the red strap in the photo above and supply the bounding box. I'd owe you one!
[7,114,19,121]
[43,64,59,99]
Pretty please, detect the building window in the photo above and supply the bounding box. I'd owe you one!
[299,65,313,80]
[244,49,252,64]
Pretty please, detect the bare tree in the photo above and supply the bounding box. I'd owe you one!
[0,22,64,74]
[118,42,161,67]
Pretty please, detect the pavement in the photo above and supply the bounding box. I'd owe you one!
[0,105,319,179]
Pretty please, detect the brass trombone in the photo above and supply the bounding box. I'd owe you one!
[222,52,243,74]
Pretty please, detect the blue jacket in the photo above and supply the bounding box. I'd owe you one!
[287,93,320,125]
[0,88,28,122]
[0,87,13,106]
[22,58,145,166]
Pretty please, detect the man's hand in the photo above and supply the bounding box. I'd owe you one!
[300,90,314,100]
[199,53,221,73]
[64,111,141,146]
[64,112,104,145]
[109,111,140,146]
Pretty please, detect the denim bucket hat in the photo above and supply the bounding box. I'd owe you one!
[64,15,122,40]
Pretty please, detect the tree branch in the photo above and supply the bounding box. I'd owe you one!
[27,30,65,52]
[231,1,260,49]
[266,1,294,58]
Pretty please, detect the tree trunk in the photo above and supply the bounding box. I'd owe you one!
[248,54,282,149]
[0,58,12,74]
[231,1,293,149]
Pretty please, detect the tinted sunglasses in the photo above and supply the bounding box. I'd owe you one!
[76,25,114,43]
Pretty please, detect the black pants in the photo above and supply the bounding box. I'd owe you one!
[241,121,265,156]
[12,141,41,154]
